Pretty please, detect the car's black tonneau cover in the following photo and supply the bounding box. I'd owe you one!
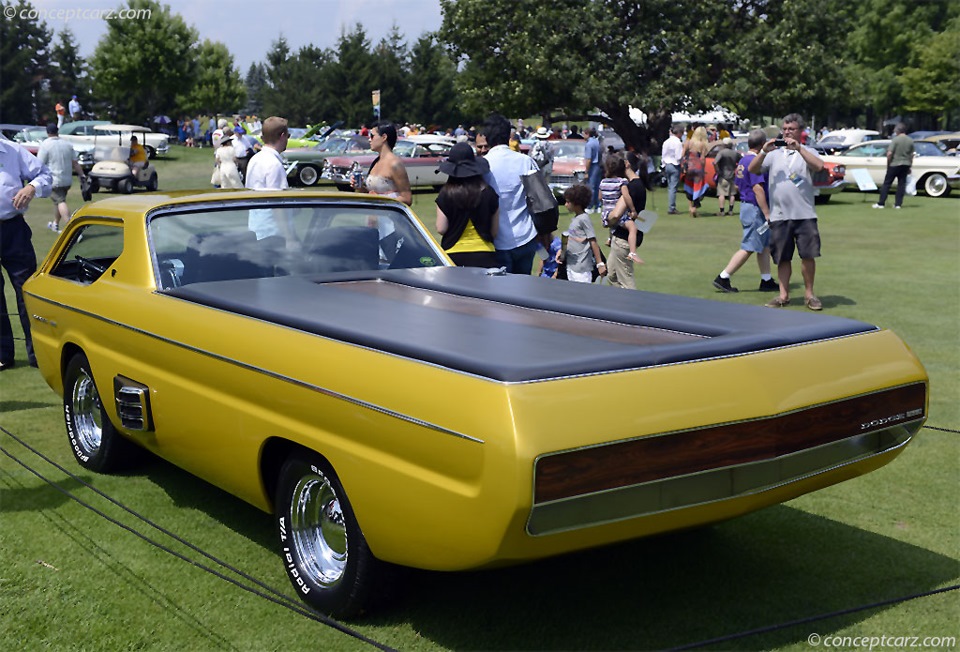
[164,267,876,382]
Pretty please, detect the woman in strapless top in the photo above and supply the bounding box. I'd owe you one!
[353,121,412,205]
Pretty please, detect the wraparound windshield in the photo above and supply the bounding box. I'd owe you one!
[148,200,446,290]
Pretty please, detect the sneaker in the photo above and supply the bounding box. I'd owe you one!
[894,205,902,210]
[713,275,739,293]
[667,209,679,215]
[871,203,884,209]
[47,221,58,232]
[758,278,779,292]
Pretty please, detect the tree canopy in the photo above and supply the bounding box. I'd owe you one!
[1,0,956,135]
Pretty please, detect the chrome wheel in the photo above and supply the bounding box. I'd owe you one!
[298,165,319,186]
[71,367,103,457]
[924,173,948,198]
[290,472,348,588]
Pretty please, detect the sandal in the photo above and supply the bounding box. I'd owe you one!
[765,296,790,308]
[805,296,823,311]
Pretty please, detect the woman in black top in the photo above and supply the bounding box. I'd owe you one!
[435,142,500,267]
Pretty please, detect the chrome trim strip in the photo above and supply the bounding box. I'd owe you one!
[24,292,482,444]
[526,421,920,536]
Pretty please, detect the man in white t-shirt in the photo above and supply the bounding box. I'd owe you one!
[245,116,294,243]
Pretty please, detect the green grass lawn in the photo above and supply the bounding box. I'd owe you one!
[1,145,958,651]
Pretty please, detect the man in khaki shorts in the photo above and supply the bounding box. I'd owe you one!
[37,123,86,233]
[748,113,825,311]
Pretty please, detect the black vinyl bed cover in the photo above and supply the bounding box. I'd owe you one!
[163,267,877,383]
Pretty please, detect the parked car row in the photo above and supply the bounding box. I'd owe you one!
[57,120,170,159]
[822,139,959,198]
[3,124,96,173]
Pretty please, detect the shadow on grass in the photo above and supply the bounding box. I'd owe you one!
[140,454,275,551]
[126,452,958,650]
[0,474,89,512]
[377,507,958,650]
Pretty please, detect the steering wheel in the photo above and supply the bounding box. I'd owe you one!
[75,255,107,281]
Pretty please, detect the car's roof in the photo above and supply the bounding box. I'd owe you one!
[96,124,151,132]
[63,120,111,128]
[74,189,409,217]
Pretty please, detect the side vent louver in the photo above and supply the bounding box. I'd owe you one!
[114,376,153,431]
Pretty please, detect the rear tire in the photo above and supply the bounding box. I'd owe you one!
[275,452,381,618]
[63,352,140,473]
[145,173,158,192]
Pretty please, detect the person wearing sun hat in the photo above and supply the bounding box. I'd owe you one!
[435,141,500,268]
[530,126,553,177]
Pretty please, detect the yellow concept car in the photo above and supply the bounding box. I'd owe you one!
[23,191,928,618]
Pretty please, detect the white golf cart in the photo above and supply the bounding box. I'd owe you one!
[87,124,159,194]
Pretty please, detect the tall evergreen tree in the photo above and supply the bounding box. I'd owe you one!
[407,33,463,128]
[48,28,91,118]
[0,0,53,123]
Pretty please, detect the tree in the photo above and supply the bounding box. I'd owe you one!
[439,0,733,151]
[845,0,956,127]
[49,28,92,117]
[327,25,378,126]
[371,26,410,123]
[177,39,246,116]
[0,0,52,123]
[89,0,198,123]
[898,17,960,127]
[244,63,268,116]
[406,33,463,128]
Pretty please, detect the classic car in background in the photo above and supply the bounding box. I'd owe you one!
[322,137,455,190]
[282,134,371,186]
[9,126,96,173]
[918,132,960,155]
[23,190,927,618]
[59,120,170,159]
[812,128,881,155]
[704,141,847,203]
[822,139,960,197]
[546,139,589,198]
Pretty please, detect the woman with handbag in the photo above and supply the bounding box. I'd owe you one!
[435,142,500,267]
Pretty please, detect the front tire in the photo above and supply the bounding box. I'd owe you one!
[275,452,381,618]
[63,352,139,473]
[118,178,133,194]
[923,172,950,198]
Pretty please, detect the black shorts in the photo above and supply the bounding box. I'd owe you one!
[769,219,821,264]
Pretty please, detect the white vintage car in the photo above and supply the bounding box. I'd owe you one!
[822,140,960,198]
[59,120,170,159]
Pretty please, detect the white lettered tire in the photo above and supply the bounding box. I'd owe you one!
[275,452,382,618]
[63,352,140,473]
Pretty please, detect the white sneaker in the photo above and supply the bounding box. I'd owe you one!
[47,221,58,232]
[894,205,902,210]
[871,204,884,209]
